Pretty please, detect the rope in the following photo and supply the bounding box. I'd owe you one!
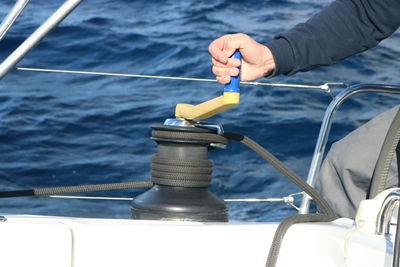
[0,181,153,198]
[223,132,336,217]
[265,214,336,267]
[150,128,216,188]
[151,155,213,187]
[369,107,400,198]
[152,129,228,145]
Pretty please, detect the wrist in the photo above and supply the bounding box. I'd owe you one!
[265,38,295,77]
[261,45,276,77]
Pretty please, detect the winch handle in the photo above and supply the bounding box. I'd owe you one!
[174,50,242,120]
[223,50,241,93]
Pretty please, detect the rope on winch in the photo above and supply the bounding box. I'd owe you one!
[151,128,335,216]
[151,155,213,187]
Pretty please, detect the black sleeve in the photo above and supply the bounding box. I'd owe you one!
[266,0,400,76]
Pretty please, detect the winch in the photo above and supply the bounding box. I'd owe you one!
[131,119,229,222]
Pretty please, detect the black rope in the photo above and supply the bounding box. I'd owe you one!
[0,189,35,198]
[224,132,336,217]
[265,214,337,267]
[0,181,153,198]
[151,155,213,187]
[369,108,400,198]
[150,128,218,188]
[152,129,228,145]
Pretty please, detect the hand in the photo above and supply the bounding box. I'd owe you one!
[208,33,276,84]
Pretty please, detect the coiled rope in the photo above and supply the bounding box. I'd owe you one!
[151,156,213,187]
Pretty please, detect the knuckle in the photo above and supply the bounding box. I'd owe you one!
[236,33,248,39]
[230,68,239,76]
[212,66,218,74]
[216,76,224,84]
[216,76,229,84]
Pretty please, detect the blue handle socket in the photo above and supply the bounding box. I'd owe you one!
[223,50,242,93]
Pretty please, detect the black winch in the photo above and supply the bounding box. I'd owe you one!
[131,119,229,222]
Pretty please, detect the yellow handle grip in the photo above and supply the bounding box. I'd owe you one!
[175,92,240,120]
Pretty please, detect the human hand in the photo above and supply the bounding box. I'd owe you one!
[208,33,276,84]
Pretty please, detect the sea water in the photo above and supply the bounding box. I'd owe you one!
[0,0,399,221]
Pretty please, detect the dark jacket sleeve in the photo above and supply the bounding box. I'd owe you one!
[266,0,400,76]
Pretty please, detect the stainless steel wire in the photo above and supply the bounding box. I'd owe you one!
[48,192,302,210]
[17,67,344,93]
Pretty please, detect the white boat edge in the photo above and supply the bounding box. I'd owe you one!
[0,188,397,267]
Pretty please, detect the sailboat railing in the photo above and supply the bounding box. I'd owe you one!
[299,83,400,214]
[0,0,83,80]
[0,0,29,42]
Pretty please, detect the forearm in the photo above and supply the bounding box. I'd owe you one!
[266,0,400,76]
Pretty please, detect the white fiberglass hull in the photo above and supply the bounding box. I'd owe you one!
[0,213,391,267]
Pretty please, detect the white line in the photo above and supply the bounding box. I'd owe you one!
[17,67,339,91]
[48,195,290,202]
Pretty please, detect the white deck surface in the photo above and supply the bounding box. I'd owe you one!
[0,214,392,267]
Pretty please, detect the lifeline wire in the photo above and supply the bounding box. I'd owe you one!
[48,193,302,211]
[17,67,341,92]
[48,195,294,203]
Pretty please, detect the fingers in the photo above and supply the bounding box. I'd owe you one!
[216,76,231,84]
[212,64,239,85]
[208,36,229,64]
[212,65,239,77]
[212,56,240,84]
[211,57,241,68]
[208,34,246,64]
[223,33,248,55]
[209,33,249,84]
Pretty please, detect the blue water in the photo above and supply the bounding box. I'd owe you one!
[0,0,399,222]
